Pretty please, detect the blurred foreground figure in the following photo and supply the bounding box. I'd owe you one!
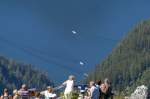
[13,89,19,99]
[18,84,29,99]
[62,75,75,99]
[34,92,41,99]
[1,88,12,99]
[40,86,57,99]
[85,81,99,99]
[100,78,113,99]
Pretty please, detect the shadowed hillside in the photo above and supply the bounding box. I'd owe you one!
[87,19,150,95]
[0,55,53,93]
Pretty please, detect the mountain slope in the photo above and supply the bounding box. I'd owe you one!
[87,19,150,94]
[0,55,53,93]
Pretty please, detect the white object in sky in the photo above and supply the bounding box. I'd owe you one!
[80,61,84,66]
[72,30,77,34]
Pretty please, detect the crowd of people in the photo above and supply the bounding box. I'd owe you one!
[62,75,113,99]
[0,84,57,99]
[0,75,113,99]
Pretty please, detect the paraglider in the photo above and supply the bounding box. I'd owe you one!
[79,61,84,66]
[72,30,77,34]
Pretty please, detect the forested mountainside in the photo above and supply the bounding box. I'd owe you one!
[87,19,150,95]
[0,55,53,93]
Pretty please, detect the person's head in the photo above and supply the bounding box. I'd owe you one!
[21,84,27,90]
[97,80,102,86]
[47,86,53,93]
[4,88,8,94]
[104,78,110,85]
[89,81,95,87]
[68,75,75,80]
[13,89,18,95]
[35,92,40,98]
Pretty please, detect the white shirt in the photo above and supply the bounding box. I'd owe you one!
[64,80,74,94]
[41,90,56,99]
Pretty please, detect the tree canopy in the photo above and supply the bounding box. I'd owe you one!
[87,19,150,95]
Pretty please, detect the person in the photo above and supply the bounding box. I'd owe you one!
[62,75,75,99]
[86,81,99,99]
[1,88,12,99]
[96,80,102,99]
[76,84,88,99]
[40,86,57,99]
[28,88,36,99]
[105,80,113,99]
[77,84,88,94]
[13,89,20,99]
[35,92,41,99]
[100,78,113,99]
[18,84,29,99]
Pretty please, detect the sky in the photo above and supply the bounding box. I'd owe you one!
[0,0,150,84]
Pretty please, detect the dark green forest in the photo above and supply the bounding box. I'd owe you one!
[0,55,53,93]
[87,19,150,95]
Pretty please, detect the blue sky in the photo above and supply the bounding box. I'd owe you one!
[0,0,150,84]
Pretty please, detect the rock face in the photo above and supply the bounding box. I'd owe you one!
[128,85,148,99]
